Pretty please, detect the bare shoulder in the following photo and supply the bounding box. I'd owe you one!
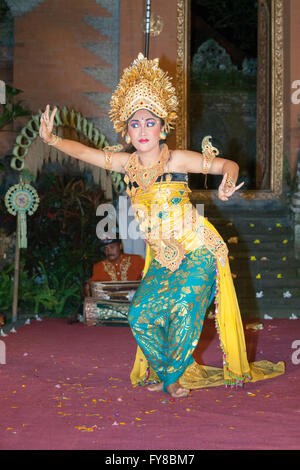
[169,149,202,172]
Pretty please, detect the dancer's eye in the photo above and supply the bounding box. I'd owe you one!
[129,122,139,128]
[129,119,157,128]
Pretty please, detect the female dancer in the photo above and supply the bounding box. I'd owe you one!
[39,54,284,398]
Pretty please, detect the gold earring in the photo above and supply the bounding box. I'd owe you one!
[160,129,167,140]
[125,134,131,144]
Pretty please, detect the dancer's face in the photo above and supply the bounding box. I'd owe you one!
[127,109,162,152]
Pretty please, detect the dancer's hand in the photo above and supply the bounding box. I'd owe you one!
[39,104,57,143]
[218,173,244,201]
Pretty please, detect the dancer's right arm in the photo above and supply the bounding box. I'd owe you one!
[39,105,129,173]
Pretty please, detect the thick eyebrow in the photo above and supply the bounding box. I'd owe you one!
[128,117,157,123]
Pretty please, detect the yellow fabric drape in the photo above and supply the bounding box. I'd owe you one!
[130,220,285,389]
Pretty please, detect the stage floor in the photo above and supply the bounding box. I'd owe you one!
[0,317,299,451]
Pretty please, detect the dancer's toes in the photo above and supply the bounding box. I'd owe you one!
[172,387,190,398]
[167,382,190,398]
[147,382,164,392]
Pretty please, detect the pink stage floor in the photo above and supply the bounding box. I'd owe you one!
[0,317,299,451]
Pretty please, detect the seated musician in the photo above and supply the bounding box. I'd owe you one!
[85,236,145,296]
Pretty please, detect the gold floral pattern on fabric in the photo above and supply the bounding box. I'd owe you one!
[204,226,228,264]
[128,247,216,389]
[102,255,131,281]
[149,237,185,272]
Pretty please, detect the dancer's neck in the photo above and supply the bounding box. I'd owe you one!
[137,144,166,168]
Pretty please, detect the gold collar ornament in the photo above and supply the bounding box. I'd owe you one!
[124,144,170,193]
[109,53,178,137]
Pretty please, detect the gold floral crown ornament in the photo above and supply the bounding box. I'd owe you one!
[109,53,178,137]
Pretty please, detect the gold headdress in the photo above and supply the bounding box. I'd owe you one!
[109,53,178,137]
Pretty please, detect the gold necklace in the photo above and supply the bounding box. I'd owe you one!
[124,144,170,191]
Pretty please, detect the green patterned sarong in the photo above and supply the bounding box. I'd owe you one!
[128,246,216,392]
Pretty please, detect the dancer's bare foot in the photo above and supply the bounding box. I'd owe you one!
[167,382,190,398]
[147,382,164,392]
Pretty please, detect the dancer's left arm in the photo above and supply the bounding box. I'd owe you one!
[172,149,244,201]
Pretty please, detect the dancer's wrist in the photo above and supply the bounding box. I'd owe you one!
[42,133,62,146]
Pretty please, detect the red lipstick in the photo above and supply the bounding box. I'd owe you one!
[139,138,149,143]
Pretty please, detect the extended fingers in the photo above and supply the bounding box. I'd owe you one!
[228,181,245,195]
[44,104,50,120]
[234,181,245,191]
[41,105,57,129]
[50,106,57,124]
[41,106,49,123]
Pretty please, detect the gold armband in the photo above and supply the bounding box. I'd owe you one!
[201,135,219,174]
[103,144,123,171]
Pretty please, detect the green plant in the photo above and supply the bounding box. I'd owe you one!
[0,264,14,312]
[0,85,31,130]
[1,167,111,319]
[0,263,38,316]
[0,261,81,318]
[32,262,81,316]
[23,172,106,287]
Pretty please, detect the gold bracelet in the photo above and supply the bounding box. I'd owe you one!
[104,149,113,170]
[48,134,62,146]
[41,134,62,146]
[225,175,235,189]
